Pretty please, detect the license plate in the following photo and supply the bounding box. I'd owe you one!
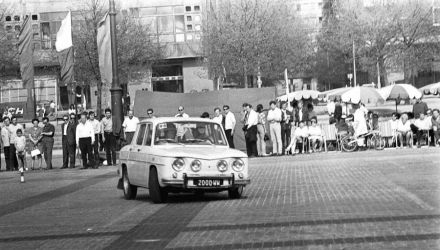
[194,179,223,187]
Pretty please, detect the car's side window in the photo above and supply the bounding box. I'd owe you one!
[144,124,152,146]
[136,124,146,145]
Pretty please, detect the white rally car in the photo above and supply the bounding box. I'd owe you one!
[117,117,250,203]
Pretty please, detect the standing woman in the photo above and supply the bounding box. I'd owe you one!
[29,118,43,170]
[256,104,267,156]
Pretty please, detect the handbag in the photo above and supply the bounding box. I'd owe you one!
[31,149,41,157]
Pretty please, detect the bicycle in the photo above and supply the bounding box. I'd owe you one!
[340,130,385,152]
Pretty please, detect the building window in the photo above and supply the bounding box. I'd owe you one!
[319,17,323,23]
[175,15,185,33]
[186,33,193,40]
[32,14,38,20]
[129,8,139,17]
[157,16,174,33]
[195,33,201,40]
[5,25,12,32]
[5,16,11,21]
[185,6,191,12]
[194,15,201,22]
[194,6,200,11]
[187,24,192,30]
[41,22,51,49]
[14,25,21,32]
[194,24,201,31]
[187,16,192,21]
[14,15,20,21]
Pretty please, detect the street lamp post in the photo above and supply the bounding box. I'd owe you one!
[109,0,123,130]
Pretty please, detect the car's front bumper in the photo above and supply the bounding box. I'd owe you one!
[161,173,250,189]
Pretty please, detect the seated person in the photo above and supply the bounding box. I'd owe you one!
[389,112,400,146]
[308,117,323,152]
[345,115,355,136]
[286,120,309,154]
[411,112,431,148]
[432,109,440,147]
[397,113,413,148]
[193,124,213,142]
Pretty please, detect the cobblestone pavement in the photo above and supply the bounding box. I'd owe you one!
[0,148,439,249]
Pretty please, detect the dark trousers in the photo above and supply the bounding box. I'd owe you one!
[281,123,291,154]
[79,137,94,168]
[125,132,135,145]
[225,129,235,148]
[245,126,258,157]
[416,130,428,145]
[99,134,104,151]
[92,134,99,164]
[41,138,54,169]
[4,146,10,171]
[104,132,116,165]
[62,136,76,168]
[9,144,18,170]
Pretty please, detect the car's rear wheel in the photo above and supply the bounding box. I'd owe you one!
[228,186,243,199]
[148,167,168,203]
[123,169,137,200]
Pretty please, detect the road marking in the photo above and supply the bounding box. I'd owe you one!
[134,239,161,243]
[391,184,435,210]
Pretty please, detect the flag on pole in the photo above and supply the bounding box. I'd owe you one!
[55,11,73,52]
[97,12,112,85]
[18,15,35,119]
[18,15,34,90]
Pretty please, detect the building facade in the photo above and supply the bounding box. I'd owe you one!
[1,0,213,112]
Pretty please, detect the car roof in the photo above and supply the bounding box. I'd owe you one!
[140,117,219,125]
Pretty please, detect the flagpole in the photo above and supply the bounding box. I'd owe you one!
[109,0,123,134]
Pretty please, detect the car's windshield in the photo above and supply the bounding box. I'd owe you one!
[154,121,227,146]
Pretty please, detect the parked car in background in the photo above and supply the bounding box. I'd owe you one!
[117,117,250,203]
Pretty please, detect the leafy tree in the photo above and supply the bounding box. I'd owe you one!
[0,1,18,77]
[203,0,314,88]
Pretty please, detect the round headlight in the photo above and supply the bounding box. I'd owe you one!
[172,158,185,171]
[217,160,228,172]
[190,160,202,172]
[232,159,244,172]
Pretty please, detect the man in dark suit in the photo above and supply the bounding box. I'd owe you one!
[280,101,293,154]
[61,113,77,169]
[295,101,309,126]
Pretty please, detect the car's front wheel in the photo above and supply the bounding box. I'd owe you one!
[123,169,137,200]
[228,186,244,199]
[148,167,168,203]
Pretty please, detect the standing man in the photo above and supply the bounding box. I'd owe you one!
[295,101,308,126]
[61,114,76,169]
[76,112,95,169]
[147,108,156,118]
[88,111,101,165]
[175,106,189,118]
[242,103,258,157]
[223,105,236,148]
[9,116,23,171]
[122,110,139,145]
[334,99,343,122]
[267,101,282,156]
[41,117,55,169]
[413,97,428,119]
[1,117,10,171]
[280,102,293,154]
[101,108,116,166]
[212,107,223,125]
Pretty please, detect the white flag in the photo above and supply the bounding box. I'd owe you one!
[55,11,72,52]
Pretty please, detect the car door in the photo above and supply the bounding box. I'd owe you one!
[140,123,153,187]
[128,123,147,185]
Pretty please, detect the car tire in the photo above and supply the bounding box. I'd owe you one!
[123,169,137,200]
[228,186,243,199]
[149,167,168,203]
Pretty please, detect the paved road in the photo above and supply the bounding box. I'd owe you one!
[0,148,439,250]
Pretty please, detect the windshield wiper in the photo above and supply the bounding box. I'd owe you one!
[184,138,213,145]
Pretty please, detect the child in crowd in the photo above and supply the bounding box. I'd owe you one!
[15,129,27,171]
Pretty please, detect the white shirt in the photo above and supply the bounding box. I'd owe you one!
[212,115,223,125]
[76,121,95,145]
[294,126,309,138]
[245,109,258,127]
[389,119,399,133]
[63,122,68,135]
[327,101,335,115]
[308,125,322,137]
[9,124,23,144]
[122,116,139,132]
[224,112,236,130]
[298,108,303,121]
[414,118,431,130]
[354,109,368,136]
[397,120,411,132]
[88,119,101,134]
[267,108,282,123]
